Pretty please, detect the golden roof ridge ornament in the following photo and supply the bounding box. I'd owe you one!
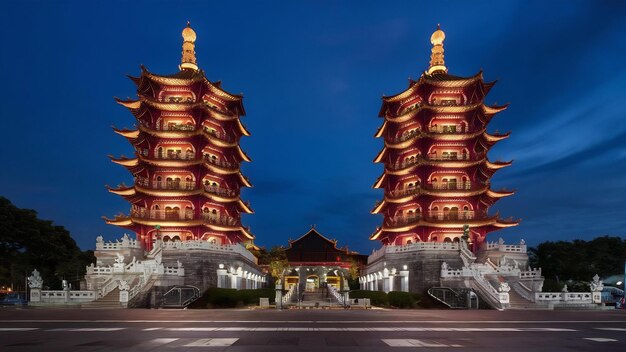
[427,24,447,75]
[180,21,198,71]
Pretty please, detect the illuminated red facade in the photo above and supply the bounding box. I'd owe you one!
[370,26,518,250]
[104,24,254,249]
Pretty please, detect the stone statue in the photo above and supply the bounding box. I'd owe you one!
[118,280,130,291]
[27,269,43,289]
[520,239,526,245]
[177,260,182,269]
[561,284,568,293]
[590,274,604,292]
[462,224,470,239]
[498,237,505,245]
[498,282,511,293]
[115,253,125,264]
[96,235,104,244]
[441,262,449,271]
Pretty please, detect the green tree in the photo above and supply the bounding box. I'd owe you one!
[0,197,95,290]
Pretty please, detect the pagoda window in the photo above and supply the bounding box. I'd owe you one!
[163,236,171,242]
[444,237,452,243]
[453,237,460,243]
[448,178,457,189]
[431,236,439,242]
[157,147,164,158]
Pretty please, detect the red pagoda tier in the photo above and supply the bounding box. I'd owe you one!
[104,23,254,250]
[370,26,518,250]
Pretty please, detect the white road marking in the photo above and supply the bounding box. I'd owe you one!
[0,328,38,331]
[383,339,461,348]
[142,327,163,331]
[595,327,626,331]
[2,319,626,324]
[584,338,618,342]
[46,328,125,332]
[163,327,576,332]
[184,338,239,347]
[136,338,179,347]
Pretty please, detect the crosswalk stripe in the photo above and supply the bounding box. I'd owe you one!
[136,338,179,347]
[0,328,38,331]
[46,328,125,332]
[184,338,239,347]
[383,339,462,348]
[595,328,626,331]
[583,337,618,342]
[163,327,577,332]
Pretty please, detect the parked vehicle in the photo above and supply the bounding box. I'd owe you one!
[0,292,27,306]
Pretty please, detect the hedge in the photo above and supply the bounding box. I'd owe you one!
[188,288,276,309]
[350,290,421,309]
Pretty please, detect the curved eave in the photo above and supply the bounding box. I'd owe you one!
[140,156,200,168]
[237,146,252,162]
[238,200,254,214]
[486,189,515,198]
[369,227,383,241]
[113,128,140,139]
[115,98,141,109]
[107,186,136,196]
[204,162,239,175]
[386,158,484,174]
[374,121,388,138]
[142,68,205,86]
[205,133,238,148]
[236,119,251,137]
[371,200,386,214]
[382,216,505,232]
[141,96,202,112]
[103,216,133,227]
[493,219,520,228]
[373,173,386,188]
[206,107,239,121]
[386,186,489,201]
[421,71,484,88]
[374,147,387,163]
[386,103,482,123]
[238,172,253,187]
[483,104,509,115]
[110,156,139,167]
[240,226,255,240]
[486,160,513,170]
[424,129,484,142]
[484,131,511,143]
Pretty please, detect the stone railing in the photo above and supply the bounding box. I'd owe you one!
[162,241,258,264]
[519,268,541,279]
[36,290,96,304]
[483,238,527,253]
[204,155,238,169]
[99,277,119,298]
[535,292,593,304]
[282,285,296,305]
[95,234,141,251]
[368,242,460,264]
[328,285,345,305]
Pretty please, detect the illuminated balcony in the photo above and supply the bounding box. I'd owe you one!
[203,185,238,197]
[204,155,238,169]
[428,210,476,221]
[135,177,195,191]
[386,214,421,227]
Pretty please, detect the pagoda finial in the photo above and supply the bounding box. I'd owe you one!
[180,21,198,71]
[427,24,447,75]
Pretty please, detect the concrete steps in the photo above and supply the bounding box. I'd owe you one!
[81,288,123,309]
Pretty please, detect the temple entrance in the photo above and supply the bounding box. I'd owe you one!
[305,275,319,291]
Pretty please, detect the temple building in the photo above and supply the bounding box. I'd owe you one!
[283,227,367,291]
[370,25,518,251]
[103,22,254,250]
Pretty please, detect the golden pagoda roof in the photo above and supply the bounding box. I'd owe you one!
[373,173,386,188]
[109,156,139,167]
[113,127,141,139]
[115,98,142,109]
[382,71,484,103]
[485,159,513,170]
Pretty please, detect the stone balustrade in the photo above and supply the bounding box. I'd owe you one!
[32,290,97,304]
[519,268,542,279]
[535,292,593,303]
[368,242,461,264]
[162,241,258,264]
[483,238,527,253]
[95,234,141,250]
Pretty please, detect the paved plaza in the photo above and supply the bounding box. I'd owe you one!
[1,308,625,351]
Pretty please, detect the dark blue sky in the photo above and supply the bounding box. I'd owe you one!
[1,1,625,253]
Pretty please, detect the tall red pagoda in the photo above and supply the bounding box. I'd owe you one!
[370,26,518,250]
[104,23,254,250]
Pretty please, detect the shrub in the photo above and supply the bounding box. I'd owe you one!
[349,290,389,307]
[189,288,276,309]
[388,291,419,308]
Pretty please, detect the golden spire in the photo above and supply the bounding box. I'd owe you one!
[427,24,447,75]
[180,21,198,71]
